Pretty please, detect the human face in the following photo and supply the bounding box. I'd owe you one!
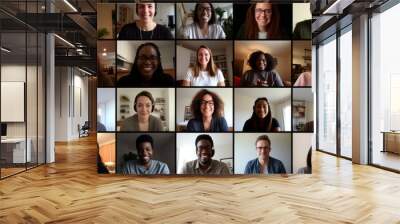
[137,3,155,22]
[137,45,159,77]
[255,100,269,118]
[138,142,153,164]
[136,96,152,117]
[256,140,271,161]
[198,48,210,68]
[196,139,213,165]
[254,3,272,29]
[200,94,214,118]
[255,54,267,71]
[197,3,212,24]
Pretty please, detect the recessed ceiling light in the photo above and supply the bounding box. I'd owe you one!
[63,0,78,12]
[1,47,11,53]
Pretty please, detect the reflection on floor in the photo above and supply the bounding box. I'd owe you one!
[373,150,400,171]
[0,136,400,222]
[0,163,42,178]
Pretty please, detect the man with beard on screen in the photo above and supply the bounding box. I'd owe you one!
[182,134,231,175]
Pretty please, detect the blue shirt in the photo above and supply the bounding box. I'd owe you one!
[121,159,170,175]
[186,117,228,132]
[244,157,286,174]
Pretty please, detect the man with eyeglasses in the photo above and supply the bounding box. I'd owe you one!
[182,134,231,175]
[244,135,286,174]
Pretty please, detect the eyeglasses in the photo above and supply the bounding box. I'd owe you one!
[255,8,272,15]
[198,7,212,13]
[256,147,271,150]
[137,55,159,62]
[200,100,214,106]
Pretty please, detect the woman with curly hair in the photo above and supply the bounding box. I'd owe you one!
[240,51,284,87]
[186,89,228,132]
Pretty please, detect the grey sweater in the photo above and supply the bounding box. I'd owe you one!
[240,70,284,87]
[120,114,163,131]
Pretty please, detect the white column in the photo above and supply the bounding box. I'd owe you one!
[352,14,369,164]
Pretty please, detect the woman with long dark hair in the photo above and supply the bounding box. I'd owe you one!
[242,97,280,132]
[236,3,284,39]
[117,42,174,87]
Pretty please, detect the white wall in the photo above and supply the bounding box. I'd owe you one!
[54,67,89,141]
[293,133,312,172]
[176,45,192,80]
[117,88,175,131]
[293,3,311,31]
[234,88,291,131]
[234,133,292,174]
[1,65,26,138]
[97,88,115,131]
[176,88,233,128]
[176,133,233,173]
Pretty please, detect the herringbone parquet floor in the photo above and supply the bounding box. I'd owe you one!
[1,135,400,223]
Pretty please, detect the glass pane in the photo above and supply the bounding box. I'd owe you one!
[318,37,337,154]
[1,31,27,177]
[340,29,352,158]
[371,4,400,171]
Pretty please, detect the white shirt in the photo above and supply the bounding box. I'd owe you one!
[185,68,225,86]
[180,23,226,39]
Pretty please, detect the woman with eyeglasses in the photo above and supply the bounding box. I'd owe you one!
[179,2,226,39]
[182,45,225,86]
[117,42,174,87]
[242,97,281,132]
[120,91,163,131]
[118,3,173,40]
[236,3,285,39]
[186,89,228,132]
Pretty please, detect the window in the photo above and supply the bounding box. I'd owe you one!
[370,2,400,171]
[317,36,337,154]
[340,27,352,158]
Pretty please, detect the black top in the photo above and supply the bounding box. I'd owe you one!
[117,73,175,87]
[118,23,173,40]
[242,117,280,132]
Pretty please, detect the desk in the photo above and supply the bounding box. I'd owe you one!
[1,138,31,163]
[382,131,400,154]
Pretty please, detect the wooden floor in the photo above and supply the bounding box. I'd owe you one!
[1,136,400,223]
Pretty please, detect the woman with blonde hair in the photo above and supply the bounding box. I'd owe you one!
[182,45,225,86]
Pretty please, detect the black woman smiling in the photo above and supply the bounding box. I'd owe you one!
[117,42,174,87]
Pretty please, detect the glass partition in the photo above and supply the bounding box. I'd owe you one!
[370,3,400,171]
[339,27,352,158]
[317,35,337,154]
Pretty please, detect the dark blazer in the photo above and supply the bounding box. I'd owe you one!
[186,117,228,132]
